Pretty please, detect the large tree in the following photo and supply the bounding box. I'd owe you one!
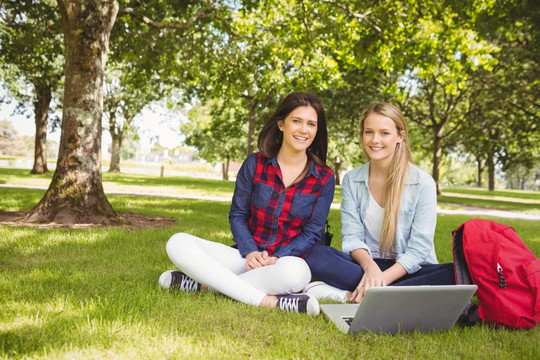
[20,0,247,224]
[26,0,119,224]
[320,62,396,184]
[470,0,540,190]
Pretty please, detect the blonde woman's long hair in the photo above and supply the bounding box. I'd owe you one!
[360,102,413,255]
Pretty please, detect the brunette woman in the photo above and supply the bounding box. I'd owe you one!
[160,92,335,315]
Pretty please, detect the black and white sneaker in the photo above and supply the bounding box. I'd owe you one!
[276,293,320,316]
[159,270,200,292]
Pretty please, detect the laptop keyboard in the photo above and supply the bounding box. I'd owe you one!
[342,316,354,326]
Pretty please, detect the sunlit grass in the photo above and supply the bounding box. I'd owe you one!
[1,209,538,359]
[1,170,539,359]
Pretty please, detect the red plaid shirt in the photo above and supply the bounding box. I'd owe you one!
[230,153,335,258]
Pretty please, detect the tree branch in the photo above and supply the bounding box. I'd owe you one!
[300,0,315,49]
[118,7,254,40]
[317,0,381,32]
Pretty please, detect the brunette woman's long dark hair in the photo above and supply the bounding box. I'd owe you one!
[257,92,328,166]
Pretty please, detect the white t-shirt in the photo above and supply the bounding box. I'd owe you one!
[364,192,396,259]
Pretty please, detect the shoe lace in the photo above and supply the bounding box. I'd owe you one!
[279,296,301,313]
[180,275,199,292]
[171,272,198,292]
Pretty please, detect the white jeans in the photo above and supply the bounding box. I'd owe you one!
[165,233,312,306]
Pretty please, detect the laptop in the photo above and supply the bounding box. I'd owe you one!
[320,285,477,334]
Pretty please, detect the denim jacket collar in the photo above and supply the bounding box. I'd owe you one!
[352,161,419,186]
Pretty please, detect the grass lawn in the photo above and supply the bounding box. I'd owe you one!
[438,187,540,214]
[1,169,539,359]
[2,168,540,213]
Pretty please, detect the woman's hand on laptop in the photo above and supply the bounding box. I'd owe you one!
[349,262,387,303]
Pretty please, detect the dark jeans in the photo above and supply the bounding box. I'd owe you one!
[304,245,455,292]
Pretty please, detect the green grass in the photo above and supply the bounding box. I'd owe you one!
[437,195,540,213]
[1,180,539,359]
[441,187,540,201]
[0,168,237,199]
[5,167,540,212]
[439,187,540,214]
[0,167,344,204]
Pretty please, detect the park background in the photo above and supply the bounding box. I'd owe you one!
[1,1,539,359]
[1,0,539,196]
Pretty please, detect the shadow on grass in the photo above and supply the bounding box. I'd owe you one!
[0,168,53,181]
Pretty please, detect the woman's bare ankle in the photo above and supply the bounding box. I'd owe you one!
[259,295,278,308]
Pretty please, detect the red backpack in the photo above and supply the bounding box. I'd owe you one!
[452,219,540,329]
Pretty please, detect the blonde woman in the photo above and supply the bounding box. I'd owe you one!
[303,102,454,303]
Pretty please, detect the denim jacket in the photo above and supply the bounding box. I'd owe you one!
[340,162,438,274]
[230,153,335,258]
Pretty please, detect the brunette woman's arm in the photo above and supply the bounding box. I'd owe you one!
[229,154,260,257]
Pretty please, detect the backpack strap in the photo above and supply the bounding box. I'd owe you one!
[452,224,472,285]
[458,304,482,327]
[452,223,479,325]
[324,220,333,246]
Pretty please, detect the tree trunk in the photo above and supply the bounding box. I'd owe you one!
[246,98,257,156]
[487,149,495,191]
[108,130,122,172]
[30,84,51,174]
[107,110,130,173]
[476,157,482,188]
[432,135,443,195]
[26,0,119,225]
[222,156,230,181]
[333,156,341,186]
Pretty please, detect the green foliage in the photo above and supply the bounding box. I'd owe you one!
[320,69,388,174]
[119,130,139,161]
[182,99,247,167]
[469,0,540,180]
[438,154,478,187]
[504,160,540,191]
[182,0,360,158]
[0,121,27,157]
[103,65,161,139]
[0,0,64,117]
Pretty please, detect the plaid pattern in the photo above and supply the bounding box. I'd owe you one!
[247,153,334,256]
